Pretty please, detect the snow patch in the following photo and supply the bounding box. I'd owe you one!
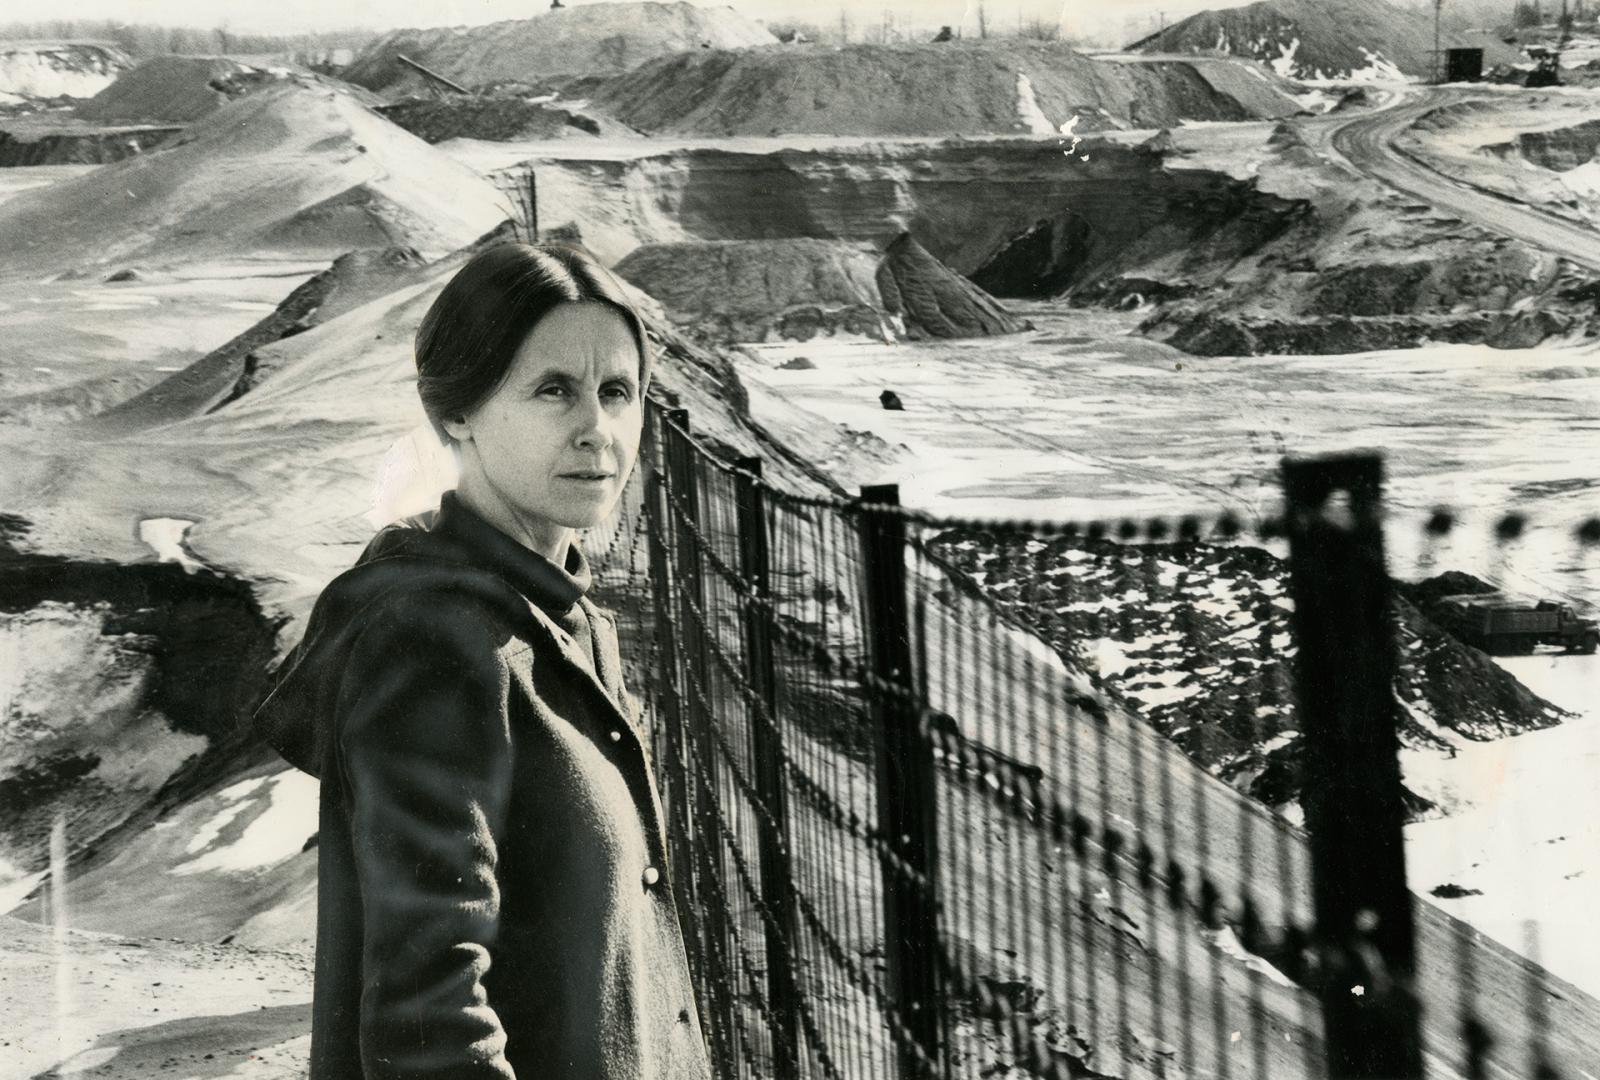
[1206,925,1297,987]
[173,771,319,877]
[137,518,206,574]
[1269,37,1301,79]
[1015,72,1056,135]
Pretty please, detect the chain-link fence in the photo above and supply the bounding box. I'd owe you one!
[583,397,1600,1080]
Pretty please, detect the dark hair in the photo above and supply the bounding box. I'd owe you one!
[414,242,653,443]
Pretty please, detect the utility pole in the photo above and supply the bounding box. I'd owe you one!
[1434,0,1443,83]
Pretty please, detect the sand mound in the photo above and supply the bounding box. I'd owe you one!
[344,1,777,95]
[615,236,1027,343]
[877,232,1030,339]
[1130,0,1517,80]
[379,93,637,143]
[0,84,509,276]
[0,41,130,103]
[590,41,1302,137]
[89,247,434,436]
[75,55,380,124]
[616,239,893,342]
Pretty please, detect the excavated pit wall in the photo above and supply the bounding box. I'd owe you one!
[0,518,282,901]
[527,130,1598,354]
[534,137,1304,299]
[0,125,178,167]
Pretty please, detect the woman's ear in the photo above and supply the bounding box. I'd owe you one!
[441,413,473,443]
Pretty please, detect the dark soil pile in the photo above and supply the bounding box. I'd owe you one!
[1159,309,1586,356]
[1484,118,1600,172]
[590,40,1301,137]
[925,531,1569,820]
[0,122,176,165]
[343,1,777,96]
[877,232,1030,339]
[378,94,634,143]
[1130,0,1516,80]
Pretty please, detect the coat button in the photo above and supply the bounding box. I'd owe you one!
[642,866,660,887]
[609,730,622,742]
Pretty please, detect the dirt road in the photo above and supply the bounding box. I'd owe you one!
[1325,86,1600,272]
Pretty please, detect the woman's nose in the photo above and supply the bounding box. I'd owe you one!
[573,395,614,449]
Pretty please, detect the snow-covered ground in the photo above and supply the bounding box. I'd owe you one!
[736,305,1600,611]
[735,304,1600,993]
[1406,651,1600,997]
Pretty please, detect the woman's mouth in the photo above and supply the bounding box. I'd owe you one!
[561,471,614,482]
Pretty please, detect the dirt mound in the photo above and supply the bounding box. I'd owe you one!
[1130,0,1517,80]
[615,238,893,343]
[0,84,508,276]
[0,41,130,103]
[613,235,1027,343]
[344,1,777,95]
[591,41,1302,136]
[1485,118,1600,172]
[75,55,379,124]
[379,93,636,143]
[89,247,435,436]
[1158,309,1584,355]
[929,531,1569,820]
[1401,570,1502,610]
[877,232,1030,339]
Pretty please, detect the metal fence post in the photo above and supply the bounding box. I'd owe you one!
[645,405,699,977]
[735,456,802,1079]
[664,409,738,1080]
[1283,453,1422,1080]
[859,483,944,1079]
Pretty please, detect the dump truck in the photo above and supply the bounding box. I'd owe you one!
[1433,593,1599,655]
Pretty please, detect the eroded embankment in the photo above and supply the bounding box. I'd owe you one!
[0,515,282,905]
[537,135,1303,296]
[0,125,178,166]
[529,126,1597,355]
[537,127,1600,352]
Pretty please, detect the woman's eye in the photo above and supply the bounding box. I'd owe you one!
[603,383,633,402]
[537,383,569,399]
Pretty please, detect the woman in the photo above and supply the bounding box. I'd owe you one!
[254,243,711,1080]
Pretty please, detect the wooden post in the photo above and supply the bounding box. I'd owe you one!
[663,409,737,1080]
[1284,453,1422,1080]
[735,456,802,1078]
[860,483,944,1079]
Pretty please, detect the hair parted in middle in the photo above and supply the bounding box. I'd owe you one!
[413,242,653,445]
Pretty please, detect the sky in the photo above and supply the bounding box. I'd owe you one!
[19,0,1239,41]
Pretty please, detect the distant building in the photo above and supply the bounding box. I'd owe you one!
[1445,47,1484,82]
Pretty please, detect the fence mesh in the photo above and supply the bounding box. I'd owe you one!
[579,397,1600,1080]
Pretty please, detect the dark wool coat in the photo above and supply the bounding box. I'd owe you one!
[253,490,711,1080]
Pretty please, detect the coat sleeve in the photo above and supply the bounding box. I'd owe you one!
[335,598,518,1080]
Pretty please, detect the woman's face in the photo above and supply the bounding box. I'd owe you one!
[448,302,644,538]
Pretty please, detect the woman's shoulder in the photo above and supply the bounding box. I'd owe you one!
[311,544,534,663]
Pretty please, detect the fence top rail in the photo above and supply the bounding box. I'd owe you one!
[655,404,1600,548]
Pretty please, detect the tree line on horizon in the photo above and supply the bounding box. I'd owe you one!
[0,19,379,62]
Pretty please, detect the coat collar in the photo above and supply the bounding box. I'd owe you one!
[433,489,593,617]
